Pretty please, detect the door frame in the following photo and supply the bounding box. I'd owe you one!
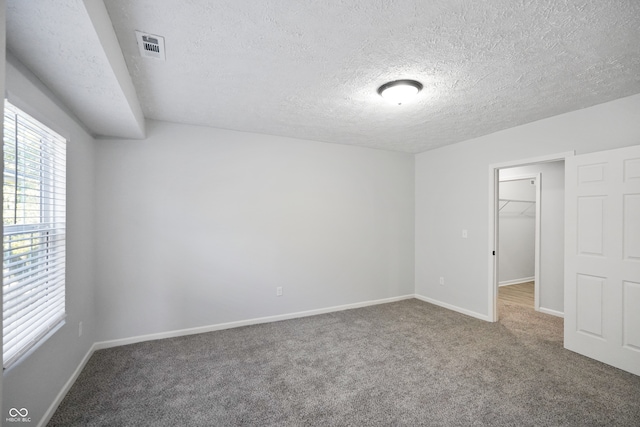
[487,151,574,322]
[497,173,541,311]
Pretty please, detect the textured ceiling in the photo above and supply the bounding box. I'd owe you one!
[7,1,640,153]
[6,0,145,139]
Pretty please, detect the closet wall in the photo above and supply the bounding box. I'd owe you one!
[498,178,536,285]
[500,162,565,315]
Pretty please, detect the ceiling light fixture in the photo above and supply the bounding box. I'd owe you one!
[377,79,423,105]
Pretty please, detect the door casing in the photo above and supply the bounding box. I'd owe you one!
[488,151,574,322]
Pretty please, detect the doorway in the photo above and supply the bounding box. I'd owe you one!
[497,174,540,312]
[488,152,574,322]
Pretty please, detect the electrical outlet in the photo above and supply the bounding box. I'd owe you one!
[439,277,445,286]
[462,229,468,238]
[276,287,283,296]
[78,321,83,337]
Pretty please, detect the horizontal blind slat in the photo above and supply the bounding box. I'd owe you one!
[3,225,66,235]
[3,266,66,302]
[3,278,65,318]
[3,301,66,363]
[3,284,65,324]
[4,297,66,340]
[3,234,65,246]
[3,257,66,286]
[2,312,66,367]
[4,247,66,266]
[3,250,66,280]
[3,293,66,343]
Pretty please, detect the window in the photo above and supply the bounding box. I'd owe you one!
[3,101,66,368]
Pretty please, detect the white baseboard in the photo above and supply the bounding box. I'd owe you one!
[538,307,564,318]
[414,294,491,322]
[38,342,97,427]
[499,276,534,287]
[94,294,415,350]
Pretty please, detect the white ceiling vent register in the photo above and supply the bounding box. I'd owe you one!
[135,31,166,61]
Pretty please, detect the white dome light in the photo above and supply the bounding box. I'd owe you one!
[378,80,423,105]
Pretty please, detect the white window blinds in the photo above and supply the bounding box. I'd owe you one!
[3,101,67,368]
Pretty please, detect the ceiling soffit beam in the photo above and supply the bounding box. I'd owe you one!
[83,0,145,139]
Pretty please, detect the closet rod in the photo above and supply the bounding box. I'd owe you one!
[499,199,535,213]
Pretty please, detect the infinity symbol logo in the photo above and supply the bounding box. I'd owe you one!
[8,408,28,417]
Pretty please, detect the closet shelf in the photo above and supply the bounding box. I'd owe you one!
[499,199,535,215]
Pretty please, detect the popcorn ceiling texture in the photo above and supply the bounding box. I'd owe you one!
[9,1,640,152]
[6,0,145,139]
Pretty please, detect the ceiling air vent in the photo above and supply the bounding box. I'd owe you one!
[135,31,166,61]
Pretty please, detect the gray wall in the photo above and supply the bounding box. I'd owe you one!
[415,92,640,319]
[94,120,415,342]
[2,53,97,426]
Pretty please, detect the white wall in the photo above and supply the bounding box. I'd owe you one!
[94,121,415,342]
[415,93,640,319]
[501,162,565,314]
[498,178,536,285]
[2,53,97,426]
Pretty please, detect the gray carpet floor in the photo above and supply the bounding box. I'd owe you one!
[49,299,640,426]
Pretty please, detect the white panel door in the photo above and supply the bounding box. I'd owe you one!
[565,144,640,376]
